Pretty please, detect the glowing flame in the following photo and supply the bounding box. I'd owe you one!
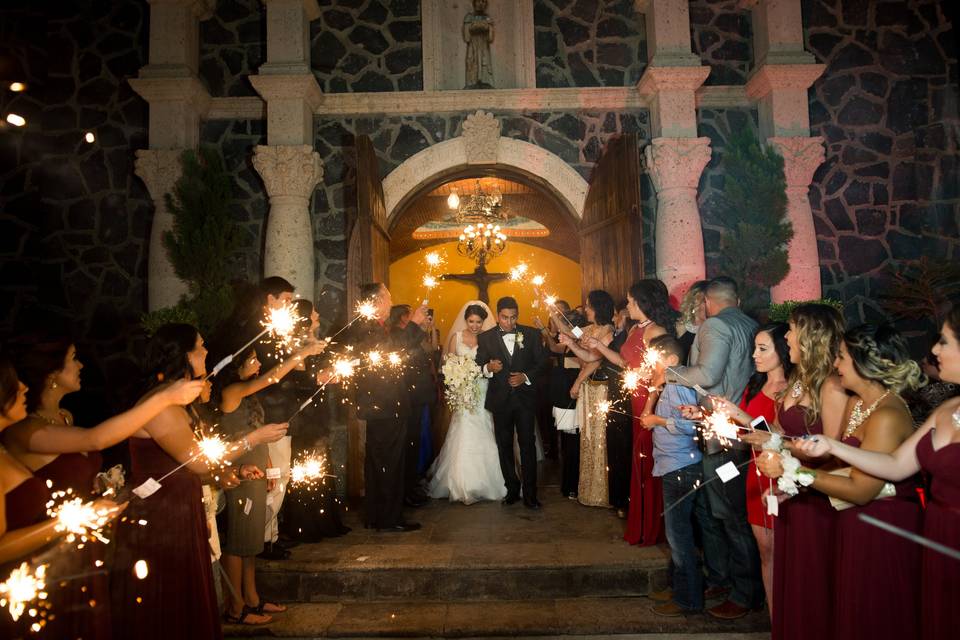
[422,275,438,289]
[387,352,402,367]
[622,369,642,393]
[0,562,47,622]
[594,400,612,419]
[424,251,444,268]
[544,295,558,307]
[367,350,383,367]
[355,299,378,320]
[531,275,546,288]
[47,493,112,544]
[702,410,739,443]
[509,263,529,281]
[333,358,358,379]
[197,435,230,465]
[263,302,297,338]
[290,453,330,489]
[133,560,149,580]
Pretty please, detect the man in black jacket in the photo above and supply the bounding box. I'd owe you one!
[340,283,427,531]
[475,296,547,509]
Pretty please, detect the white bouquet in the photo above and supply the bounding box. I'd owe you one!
[441,353,484,412]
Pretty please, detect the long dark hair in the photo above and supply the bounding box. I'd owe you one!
[629,279,679,337]
[744,322,793,403]
[144,323,201,390]
[0,353,20,418]
[464,304,488,321]
[587,290,615,327]
[11,334,73,413]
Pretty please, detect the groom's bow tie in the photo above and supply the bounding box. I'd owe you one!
[500,328,517,335]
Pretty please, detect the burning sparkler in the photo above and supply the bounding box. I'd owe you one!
[424,251,445,270]
[531,274,545,288]
[422,274,438,290]
[701,410,740,445]
[209,301,300,377]
[196,434,231,466]
[47,492,114,545]
[509,262,529,281]
[622,369,642,393]
[289,452,332,489]
[0,562,47,623]
[387,352,402,367]
[325,299,381,343]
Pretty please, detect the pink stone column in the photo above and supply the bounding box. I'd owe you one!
[768,136,825,302]
[643,137,712,300]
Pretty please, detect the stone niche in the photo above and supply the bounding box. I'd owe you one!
[422,0,535,91]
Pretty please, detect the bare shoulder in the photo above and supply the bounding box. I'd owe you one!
[821,375,847,398]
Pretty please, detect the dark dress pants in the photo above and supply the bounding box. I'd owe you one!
[492,403,537,501]
[403,402,428,499]
[364,417,407,528]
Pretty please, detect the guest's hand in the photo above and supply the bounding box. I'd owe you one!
[583,336,600,349]
[569,383,580,399]
[508,372,527,387]
[678,404,702,420]
[640,414,660,429]
[163,379,206,406]
[740,431,772,448]
[709,395,739,416]
[558,333,574,347]
[794,435,834,458]
[487,359,503,373]
[301,340,328,357]
[757,451,784,479]
[239,464,264,481]
[218,469,240,490]
[249,423,289,446]
[409,304,428,325]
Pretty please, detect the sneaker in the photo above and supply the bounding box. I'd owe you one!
[647,587,673,603]
[707,599,751,620]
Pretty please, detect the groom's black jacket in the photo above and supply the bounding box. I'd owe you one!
[475,324,547,412]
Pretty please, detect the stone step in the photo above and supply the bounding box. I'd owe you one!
[224,597,771,638]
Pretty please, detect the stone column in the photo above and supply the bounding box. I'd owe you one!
[135,149,188,310]
[252,145,323,297]
[768,136,825,302]
[643,137,713,297]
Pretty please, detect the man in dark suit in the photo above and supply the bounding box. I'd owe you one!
[475,296,548,509]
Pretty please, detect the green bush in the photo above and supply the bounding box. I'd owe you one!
[140,303,199,336]
[768,298,845,323]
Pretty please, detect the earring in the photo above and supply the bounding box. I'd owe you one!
[50,381,58,390]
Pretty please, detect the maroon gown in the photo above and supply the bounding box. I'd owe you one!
[34,452,111,640]
[771,405,835,640]
[621,328,663,546]
[835,436,922,639]
[916,428,960,640]
[0,475,52,639]
[110,437,222,640]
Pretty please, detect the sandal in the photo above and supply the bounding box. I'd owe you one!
[250,600,287,614]
[224,606,272,626]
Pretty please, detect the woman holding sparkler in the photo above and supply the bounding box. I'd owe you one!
[110,324,289,640]
[793,306,960,640]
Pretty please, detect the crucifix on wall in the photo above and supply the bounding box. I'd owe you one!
[440,255,508,303]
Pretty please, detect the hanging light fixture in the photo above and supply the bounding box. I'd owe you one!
[457,221,507,264]
[452,179,506,224]
[447,189,460,209]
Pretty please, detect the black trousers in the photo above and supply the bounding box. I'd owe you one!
[559,430,580,496]
[492,404,537,500]
[403,402,429,499]
[364,417,407,528]
[606,412,632,509]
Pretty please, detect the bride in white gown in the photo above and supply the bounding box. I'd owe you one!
[427,300,507,505]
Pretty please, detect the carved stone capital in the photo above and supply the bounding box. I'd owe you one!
[253,145,324,199]
[637,65,711,96]
[768,136,825,188]
[135,149,184,201]
[643,137,712,192]
[746,64,826,98]
[461,110,501,164]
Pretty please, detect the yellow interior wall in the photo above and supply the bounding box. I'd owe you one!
[388,241,582,346]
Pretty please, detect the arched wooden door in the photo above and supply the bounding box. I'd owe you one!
[344,134,390,497]
[579,133,645,301]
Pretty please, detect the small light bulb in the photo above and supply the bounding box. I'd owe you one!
[447,191,460,209]
[9,82,26,92]
[5,113,26,127]
[84,132,95,143]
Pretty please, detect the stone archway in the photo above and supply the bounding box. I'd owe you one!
[383,111,589,226]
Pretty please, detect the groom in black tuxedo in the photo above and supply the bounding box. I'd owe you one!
[475,296,547,509]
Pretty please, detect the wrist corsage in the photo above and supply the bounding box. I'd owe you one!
[776,449,816,496]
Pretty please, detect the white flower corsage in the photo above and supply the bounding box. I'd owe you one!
[94,464,126,495]
[515,331,524,350]
[776,449,816,497]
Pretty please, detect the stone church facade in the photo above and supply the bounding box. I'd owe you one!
[0,0,957,410]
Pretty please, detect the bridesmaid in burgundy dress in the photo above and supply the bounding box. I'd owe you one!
[582,280,675,545]
[109,324,288,640]
[2,337,203,639]
[765,324,925,638]
[799,304,960,640]
[752,304,847,640]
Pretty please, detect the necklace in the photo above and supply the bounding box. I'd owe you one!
[790,379,804,399]
[844,390,890,438]
[30,409,71,426]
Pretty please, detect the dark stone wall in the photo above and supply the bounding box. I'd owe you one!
[534,0,647,88]
[802,0,959,327]
[689,0,754,86]
[0,1,151,414]
[199,0,265,97]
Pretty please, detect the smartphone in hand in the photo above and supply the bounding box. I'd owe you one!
[750,415,771,432]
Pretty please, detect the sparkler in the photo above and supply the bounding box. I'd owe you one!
[153,433,238,485]
[325,299,380,342]
[424,251,445,269]
[422,274,438,290]
[0,562,47,623]
[287,357,362,421]
[661,457,754,515]
[387,352,402,367]
[858,513,960,561]
[47,491,114,545]
[208,302,300,378]
[700,409,740,445]
[289,452,334,490]
[509,262,529,281]
[665,366,708,396]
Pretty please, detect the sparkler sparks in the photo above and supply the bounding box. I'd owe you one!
[509,263,529,281]
[289,452,331,489]
[701,410,740,444]
[356,299,378,320]
[622,369,642,393]
[47,491,113,545]
[367,350,384,367]
[387,352,402,367]
[196,435,231,466]
[422,274,438,289]
[531,274,545,288]
[424,251,445,269]
[0,562,47,623]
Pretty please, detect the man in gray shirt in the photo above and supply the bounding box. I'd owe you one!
[665,276,762,619]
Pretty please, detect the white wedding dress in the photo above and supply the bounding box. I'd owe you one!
[427,330,507,505]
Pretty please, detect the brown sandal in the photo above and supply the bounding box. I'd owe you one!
[224,606,272,625]
[250,601,287,614]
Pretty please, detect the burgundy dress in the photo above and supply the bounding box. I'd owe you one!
[621,328,662,546]
[110,437,222,640]
[771,405,835,640]
[835,436,922,639]
[34,452,111,640]
[916,429,960,640]
[740,390,778,528]
[0,475,52,639]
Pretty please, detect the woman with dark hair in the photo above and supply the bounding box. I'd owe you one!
[110,324,289,640]
[1,337,203,639]
[797,310,960,640]
[571,290,615,507]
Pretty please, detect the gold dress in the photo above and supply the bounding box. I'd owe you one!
[576,323,613,507]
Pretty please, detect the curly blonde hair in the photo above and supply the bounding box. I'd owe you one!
[786,303,845,423]
[844,324,925,394]
[679,280,708,328]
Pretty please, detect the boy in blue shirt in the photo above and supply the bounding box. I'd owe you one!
[641,334,707,616]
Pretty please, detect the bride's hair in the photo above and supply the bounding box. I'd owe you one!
[464,304,488,321]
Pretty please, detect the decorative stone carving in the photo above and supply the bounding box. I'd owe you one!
[643,137,712,299]
[253,145,323,299]
[463,0,495,89]
[637,66,710,138]
[135,148,189,311]
[461,110,501,164]
[768,136,825,302]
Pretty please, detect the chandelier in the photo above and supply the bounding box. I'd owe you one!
[457,221,507,264]
[447,180,507,224]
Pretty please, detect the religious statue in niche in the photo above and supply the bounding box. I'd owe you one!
[463,0,494,89]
